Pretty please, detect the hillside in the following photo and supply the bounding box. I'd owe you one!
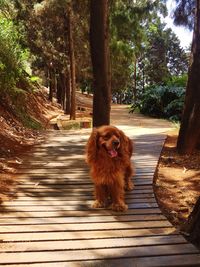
[0,87,64,197]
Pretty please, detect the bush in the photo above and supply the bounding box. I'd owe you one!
[130,85,185,121]
[0,18,30,97]
[166,74,188,87]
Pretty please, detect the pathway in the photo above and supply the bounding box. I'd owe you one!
[0,106,199,266]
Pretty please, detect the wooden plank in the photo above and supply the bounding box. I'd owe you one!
[13,187,154,193]
[18,161,159,168]
[61,254,200,267]
[0,204,159,215]
[16,174,153,180]
[1,255,199,267]
[6,193,156,201]
[15,179,152,186]
[0,227,178,242]
[16,184,153,190]
[0,214,166,225]
[0,208,162,217]
[0,220,172,233]
[11,190,155,197]
[0,235,187,253]
[1,197,157,206]
[2,193,155,202]
[0,244,197,264]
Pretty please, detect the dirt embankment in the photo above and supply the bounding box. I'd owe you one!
[154,130,200,229]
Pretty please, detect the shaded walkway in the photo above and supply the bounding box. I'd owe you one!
[0,106,199,266]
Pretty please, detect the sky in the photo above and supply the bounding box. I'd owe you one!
[164,0,193,49]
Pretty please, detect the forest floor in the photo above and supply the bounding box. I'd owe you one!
[0,91,199,232]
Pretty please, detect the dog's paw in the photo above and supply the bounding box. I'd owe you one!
[125,181,134,191]
[111,202,128,212]
[92,200,106,208]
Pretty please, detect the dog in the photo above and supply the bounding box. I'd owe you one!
[85,125,134,211]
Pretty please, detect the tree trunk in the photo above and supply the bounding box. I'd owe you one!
[48,65,54,101]
[133,60,137,101]
[181,197,200,247]
[177,0,200,154]
[142,67,145,93]
[65,67,71,115]
[68,4,76,120]
[56,73,62,105]
[90,0,111,127]
[61,73,66,110]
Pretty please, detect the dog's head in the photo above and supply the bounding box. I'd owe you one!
[86,125,133,164]
[97,125,121,158]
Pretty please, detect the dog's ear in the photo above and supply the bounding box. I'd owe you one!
[85,128,99,165]
[119,130,133,157]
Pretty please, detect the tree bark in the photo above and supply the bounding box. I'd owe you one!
[48,64,55,101]
[60,73,66,110]
[68,4,76,120]
[181,197,200,247]
[56,73,62,105]
[90,0,111,127]
[65,67,71,114]
[133,60,137,101]
[177,0,200,154]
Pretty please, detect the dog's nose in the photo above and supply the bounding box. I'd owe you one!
[112,140,120,147]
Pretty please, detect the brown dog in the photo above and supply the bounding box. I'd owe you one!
[86,125,134,211]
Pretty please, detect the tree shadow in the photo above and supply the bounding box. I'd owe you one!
[0,132,167,224]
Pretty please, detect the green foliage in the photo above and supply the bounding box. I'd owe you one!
[0,17,30,96]
[173,0,195,30]
[13,0,91,91]
[130,84,185,121]
[166,74,188,87]
[110,0,167,94]
[14,106,43,130]
[139,20,188,88]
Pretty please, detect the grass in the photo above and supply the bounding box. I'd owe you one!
[15,108,43,130]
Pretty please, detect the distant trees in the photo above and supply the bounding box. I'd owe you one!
[110,1,188,104]
[129,16,189,118]
[12,0,91,120]
[143,23,188,85]
[110,0,168,99]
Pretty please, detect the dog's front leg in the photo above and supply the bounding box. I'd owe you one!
[110,180,128,212]
[92,184,108,208]
[124,165,134,191]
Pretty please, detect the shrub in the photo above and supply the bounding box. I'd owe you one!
[0,18,30,97]
[130,85,185,121]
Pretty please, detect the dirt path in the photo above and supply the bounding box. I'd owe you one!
[111,104,173,135]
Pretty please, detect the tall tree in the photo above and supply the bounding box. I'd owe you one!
[175,0,200,154]
[90,0,111,127]
[173,2,200,248]
[67,3,76,120]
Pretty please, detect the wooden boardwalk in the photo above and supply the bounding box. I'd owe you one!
[0,108,200,266]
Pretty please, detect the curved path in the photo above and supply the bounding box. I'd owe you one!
[0,106,199,266]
